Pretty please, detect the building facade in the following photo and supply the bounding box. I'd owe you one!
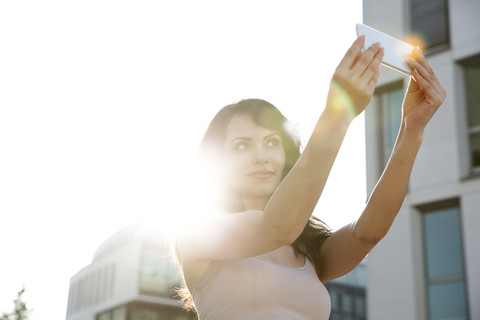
[325,262,367,320]
[363,0,480,319]
[66,223,195,320]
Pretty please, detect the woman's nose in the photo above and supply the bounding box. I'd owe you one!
[253,146,268,164]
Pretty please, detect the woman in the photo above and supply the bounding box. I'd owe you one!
[175,36,446,319]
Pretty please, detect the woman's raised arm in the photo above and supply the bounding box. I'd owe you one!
[317,47,446,282]
[264,36,384,244]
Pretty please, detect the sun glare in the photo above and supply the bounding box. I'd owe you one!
[403,33,427,51]
[1,1,364,318]
[141,157,220,244]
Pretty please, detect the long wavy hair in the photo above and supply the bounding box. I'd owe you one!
[174,99,331,313]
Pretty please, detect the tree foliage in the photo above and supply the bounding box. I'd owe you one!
[0,288,30,320]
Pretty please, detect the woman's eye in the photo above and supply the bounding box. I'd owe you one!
[266,137,281,147]
[235,142,248,150]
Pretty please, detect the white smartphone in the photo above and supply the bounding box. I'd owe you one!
[356,23,415,75]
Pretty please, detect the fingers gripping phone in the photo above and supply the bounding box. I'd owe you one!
[356,23,415,75]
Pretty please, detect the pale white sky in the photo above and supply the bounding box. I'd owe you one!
[0,1,364,318]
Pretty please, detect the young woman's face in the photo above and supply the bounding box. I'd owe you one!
[222,114,286,207]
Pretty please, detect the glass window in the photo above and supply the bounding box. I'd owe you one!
[355,296,366,316]
[373,83,404,167]
[342,294,352,313]
[470,133,480,169]
[464,59,480,170]
[97,312,111,320]
[330,291,340,311]
[384,87,403,153]
[410,0,449,53]
[131,308,159,320]
[423,207,464,279]
[139,246,182,296]
[112,306,126,320]
[466,64,480,128]
[129,307,194,320]
[422,204,468,320]
[428,281,468,320]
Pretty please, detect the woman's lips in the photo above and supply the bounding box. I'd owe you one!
[247,170,274,179]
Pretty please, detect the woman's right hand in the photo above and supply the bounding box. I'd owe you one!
[327,36,384,118]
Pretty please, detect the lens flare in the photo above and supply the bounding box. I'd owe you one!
[329,80,356,119]
[403,33,427,53]
[138,154,221,248]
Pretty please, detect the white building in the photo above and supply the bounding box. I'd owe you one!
[363,0,480,319]
[66,223,194,320]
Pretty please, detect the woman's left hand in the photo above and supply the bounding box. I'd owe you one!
[403,48,447,136]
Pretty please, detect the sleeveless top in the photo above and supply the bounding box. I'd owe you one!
[191,248,331,319]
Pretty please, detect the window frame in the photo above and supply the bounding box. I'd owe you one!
[408,0,450,55]
[417,199,470,320]
[458,54,480,177]
[373,81,404,167]
[464,56,480,174]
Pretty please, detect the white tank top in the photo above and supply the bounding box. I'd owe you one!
[192,249,331,319]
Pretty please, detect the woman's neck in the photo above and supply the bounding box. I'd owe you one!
[222,193,269,212]
[242,196,269,211]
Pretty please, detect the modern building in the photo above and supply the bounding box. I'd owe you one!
[325,262,367,320]
[66,223,195,320]
[363,0,480,319]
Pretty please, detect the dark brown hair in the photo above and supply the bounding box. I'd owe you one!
[175,99,331,313]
